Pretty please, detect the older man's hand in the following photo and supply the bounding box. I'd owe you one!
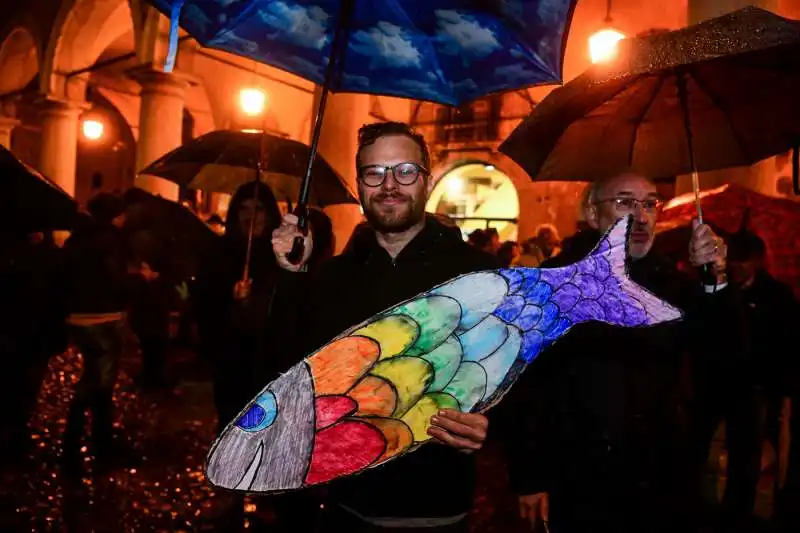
[428,409,488,453]
[689,218,727,282]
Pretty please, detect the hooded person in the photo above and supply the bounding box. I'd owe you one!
[194,181,319,531]
[194,180,285,429]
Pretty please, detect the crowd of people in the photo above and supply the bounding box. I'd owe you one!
[1,120,798,533]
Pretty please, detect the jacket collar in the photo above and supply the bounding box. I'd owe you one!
[345,216,463,266]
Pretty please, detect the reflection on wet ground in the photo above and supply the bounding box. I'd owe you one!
[0,347,524,532]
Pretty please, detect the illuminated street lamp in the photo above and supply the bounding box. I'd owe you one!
[589,0,625,64]
[589,28,625,64]
[82,119,104,140]
[240,88,267,116]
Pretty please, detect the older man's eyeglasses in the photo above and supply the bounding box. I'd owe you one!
[358,162,427,188]
[595,197,662,212]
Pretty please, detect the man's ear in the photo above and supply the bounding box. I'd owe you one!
[584,204,600,230]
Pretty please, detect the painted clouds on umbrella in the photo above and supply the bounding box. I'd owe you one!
[151,0,574,105]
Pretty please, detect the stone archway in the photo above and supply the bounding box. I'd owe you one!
[430,151,587,242]
[0,25,40,149]
[41,0,136,98]
[0,26,40,96]
[75,87,137,205]
[427,160,521,241]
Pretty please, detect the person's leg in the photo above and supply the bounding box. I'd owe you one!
[62,326,102,474]
[89,322,124,457]
[720,384,763,531]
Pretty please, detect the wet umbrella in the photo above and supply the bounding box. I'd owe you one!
[500,7,800,198]
[146,0,577,260]
[123,187,219,281]
[3,146,80,233]
[139,129,358,207]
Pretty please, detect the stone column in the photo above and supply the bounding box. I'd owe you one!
[314,91,370,254]
[130,67,194,200]
[38,98,84,197]
[0,116,19,149]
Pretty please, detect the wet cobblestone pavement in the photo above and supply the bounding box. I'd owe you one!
[0,346,526,533]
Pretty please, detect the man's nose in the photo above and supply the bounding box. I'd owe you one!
[633,202,649,223]
[381,171,399,191]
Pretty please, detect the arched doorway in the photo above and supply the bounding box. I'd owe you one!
[426,162,520,241]
[75,87,136,206]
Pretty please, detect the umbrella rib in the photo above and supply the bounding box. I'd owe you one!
[627,72,667,167]
[687,69,751,164]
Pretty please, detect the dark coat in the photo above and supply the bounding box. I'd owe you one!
[193,182,291,428]
[288,217,498,520]
[62,218,131,315]
[500,229,746,532]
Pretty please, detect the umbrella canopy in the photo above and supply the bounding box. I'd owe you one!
[3,146,80,233]
[147,0,576,106]
[499,6,800,182]
[654,184,800,297]
[123,187,219,281]
[139,130,358,206]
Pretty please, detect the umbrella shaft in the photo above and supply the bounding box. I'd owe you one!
[691,171,704,224]
[676,70,704,225]
[297,0,357,229]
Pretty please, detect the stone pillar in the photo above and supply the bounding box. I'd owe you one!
[131,67,194,200]
[0,116,19,149]
[38,98,84,197]
[314,91,370,254]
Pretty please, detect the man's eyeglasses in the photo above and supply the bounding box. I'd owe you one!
[358,162,427,188]
[595,197,662,212]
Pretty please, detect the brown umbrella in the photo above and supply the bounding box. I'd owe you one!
[500,6,800,200]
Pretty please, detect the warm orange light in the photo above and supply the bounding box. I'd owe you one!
[240,88,266,116]
[589,28,625,64]
[82,119,104,140]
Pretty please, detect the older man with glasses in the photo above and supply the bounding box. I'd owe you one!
[271,121,498,532]
[504,172,746,533]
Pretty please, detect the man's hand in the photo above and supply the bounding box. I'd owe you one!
[689,219,727,281]
[233,278,252,301]
[427,409,488,453]
[271,213,313,272]
[519,493,549,531]
[139,261,160,282]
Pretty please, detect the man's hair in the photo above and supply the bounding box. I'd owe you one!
[356,121,431,171]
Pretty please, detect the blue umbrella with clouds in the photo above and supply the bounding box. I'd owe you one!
[147,0,577,259]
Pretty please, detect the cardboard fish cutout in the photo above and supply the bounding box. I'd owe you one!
[205,216,683,492]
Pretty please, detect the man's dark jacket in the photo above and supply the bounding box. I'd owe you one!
[288,217,497,520]
[499,229,746,531]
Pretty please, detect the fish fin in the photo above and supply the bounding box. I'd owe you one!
[579,215,683,327]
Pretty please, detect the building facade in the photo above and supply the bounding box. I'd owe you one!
[1,0,797,250]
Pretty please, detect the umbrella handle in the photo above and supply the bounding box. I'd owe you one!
[286,204,309,265]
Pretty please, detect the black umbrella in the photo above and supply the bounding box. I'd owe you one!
[3,146,80,233]
[500,6,800,200]
[122,187,218,282]
[139,130,358,207]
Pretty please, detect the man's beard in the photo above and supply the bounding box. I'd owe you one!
[361,191,425,234]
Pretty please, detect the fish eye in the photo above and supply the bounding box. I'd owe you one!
[235,391,278,432]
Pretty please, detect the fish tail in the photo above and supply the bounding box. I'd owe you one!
[576,215,683,327]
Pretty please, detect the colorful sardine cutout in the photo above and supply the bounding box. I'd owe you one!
[205,216,683,492]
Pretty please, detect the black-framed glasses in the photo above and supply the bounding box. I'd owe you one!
[595,197,662,212]
[357,162,428,188]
